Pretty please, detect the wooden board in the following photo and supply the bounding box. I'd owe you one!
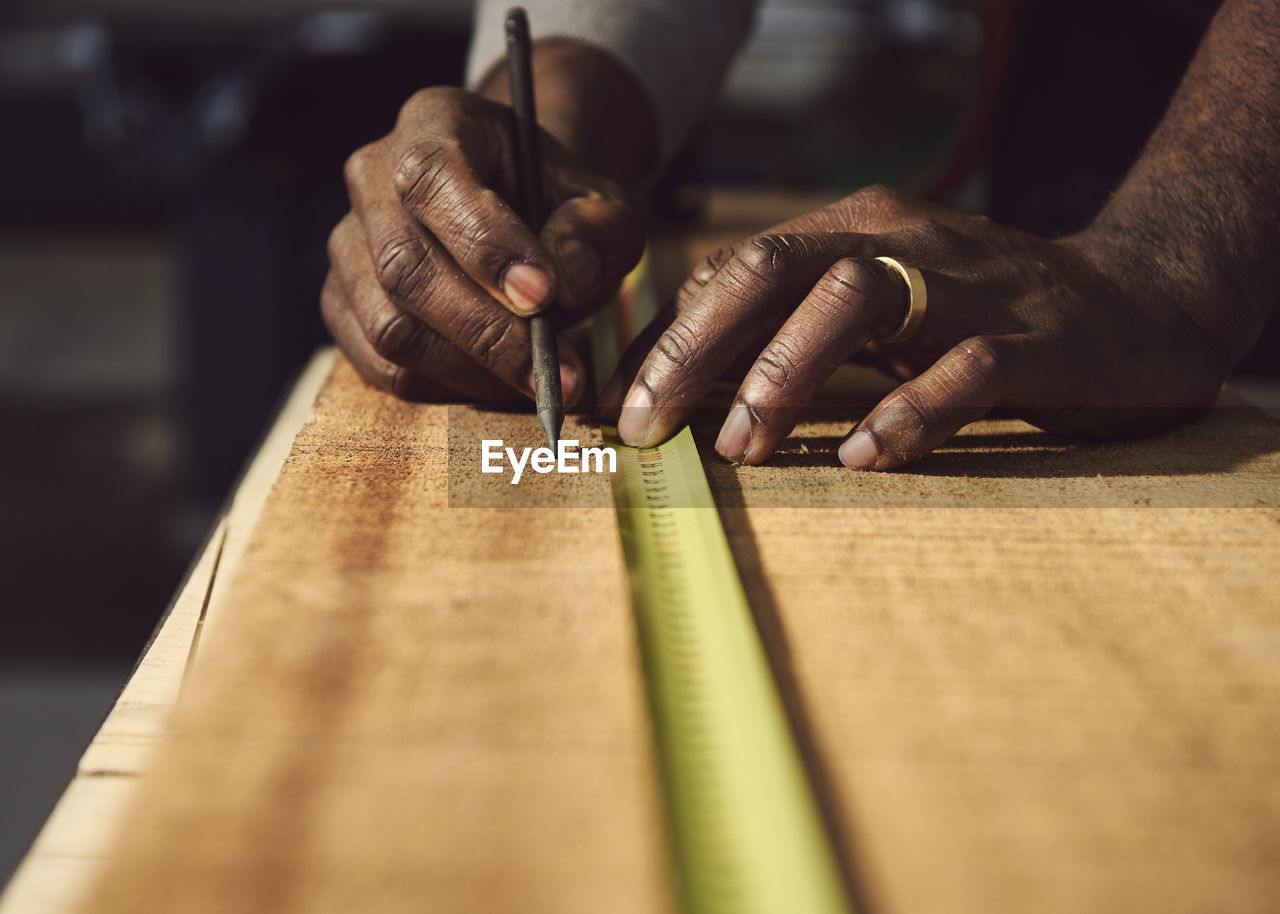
[82,356,670,914]
[8,340,1279,913]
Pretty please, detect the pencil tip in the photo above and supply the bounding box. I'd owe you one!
[539,408,563,449]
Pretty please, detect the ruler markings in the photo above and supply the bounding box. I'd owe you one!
[606,425,852,914]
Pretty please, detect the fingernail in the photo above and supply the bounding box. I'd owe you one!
[502,263,550,314]
[715,404,753,463]
[617,386,652,446]
[838,430,879,469]
[557,237,603,297]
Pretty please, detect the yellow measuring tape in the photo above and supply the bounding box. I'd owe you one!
[604,425,852,914]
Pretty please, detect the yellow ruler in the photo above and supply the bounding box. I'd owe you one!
[604,425,853,914]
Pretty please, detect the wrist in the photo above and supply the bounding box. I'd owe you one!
[476,39,658,192]
[1060,219,1249,382]
[1065,0,1280,374]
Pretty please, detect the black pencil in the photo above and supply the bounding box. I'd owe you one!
[505,7,563,449]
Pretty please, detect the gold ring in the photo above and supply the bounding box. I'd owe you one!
[874,256,927,343]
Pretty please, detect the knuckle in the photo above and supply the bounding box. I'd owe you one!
[325,222,345,266]
[652,315,704,371]
[954,335,1004,379]
[374,234,436,303]
[446,195,510,271]
[400,88,432,116]
[393,143,454,211]
[735,234,794,283]
[370,310,424,363]
[827,258,883,303]
[801,259,883,325]
[455,311,519,367]
[917,218,957,247]
[674,247,727,307]
[677,245,739,310]
[753,336,805,390]
[858,183,894,201]
[946,336,1008,395]
[700,244,736,278]
[400,86,453,119]
[342,144,377,192]
[857,183,906,209]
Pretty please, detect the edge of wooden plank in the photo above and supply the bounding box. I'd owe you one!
[191,347,336,656]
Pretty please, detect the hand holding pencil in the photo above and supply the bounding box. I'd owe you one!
[320,12,649,418]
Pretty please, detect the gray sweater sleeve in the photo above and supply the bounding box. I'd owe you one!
[466,0,759,165]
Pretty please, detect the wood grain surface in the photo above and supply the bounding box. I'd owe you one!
[707,406,1280,914]
[85,357,670,914]
[82,354,1280,914]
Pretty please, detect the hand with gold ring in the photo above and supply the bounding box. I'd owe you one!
[598,183,1232,470]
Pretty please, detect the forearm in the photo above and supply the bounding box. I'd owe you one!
[475,40,658,192]
[1084,0,1280,368]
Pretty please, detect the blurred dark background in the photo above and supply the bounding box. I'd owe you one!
[1,0,1276,893]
